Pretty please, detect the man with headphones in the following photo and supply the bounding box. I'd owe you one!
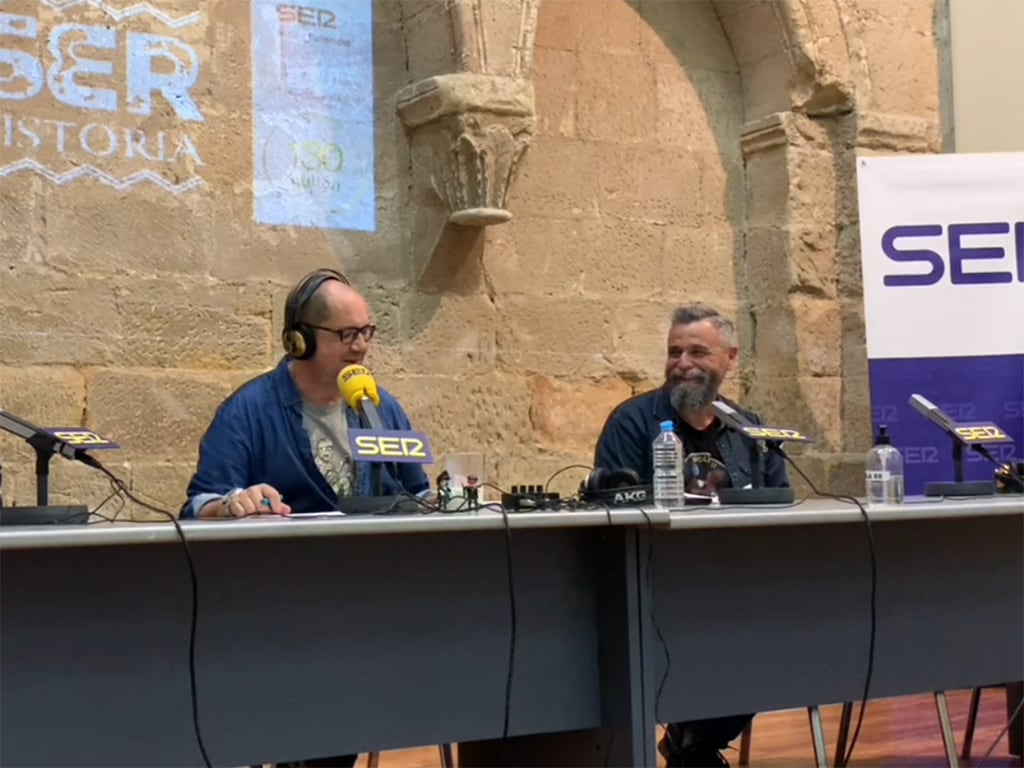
[593,303,790,768]
[181,268,429,524]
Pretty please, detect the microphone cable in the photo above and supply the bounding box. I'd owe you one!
[476,483,521,739]
[80,455,214,768]
[479,499,518,741]
[543,464,596,493]
[774,448,877,768]
[387,486,518,740]
[433,481,518,742]
[497,499,517,741]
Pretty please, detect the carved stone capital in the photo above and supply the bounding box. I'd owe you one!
[397,74,535,227]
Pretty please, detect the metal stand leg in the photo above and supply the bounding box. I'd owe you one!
[934,691,961,768]
[1008,682,1024,758]
[962,687,982,761]
[808,706,831,768]
[738,721,752,766]
[439,744,454,768]
[834,702,853,768]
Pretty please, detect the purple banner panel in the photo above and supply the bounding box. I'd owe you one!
[868,354,1023,495]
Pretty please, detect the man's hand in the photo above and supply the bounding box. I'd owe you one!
[200,484,291,518]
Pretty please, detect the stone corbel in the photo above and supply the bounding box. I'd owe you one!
[396,73,535,227]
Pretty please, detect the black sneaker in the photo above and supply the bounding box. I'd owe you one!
[672,746,730,768]
[658,724,729,767]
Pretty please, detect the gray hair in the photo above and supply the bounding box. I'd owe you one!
[670,303,736,346]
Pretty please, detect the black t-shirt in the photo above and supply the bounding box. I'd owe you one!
[677,418,733,495]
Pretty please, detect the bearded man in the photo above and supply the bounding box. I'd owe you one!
[592,303,790,767]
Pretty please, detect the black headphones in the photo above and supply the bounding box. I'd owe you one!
[281,268,350,360]
[580,467,653,506]
[995,461,1024,494]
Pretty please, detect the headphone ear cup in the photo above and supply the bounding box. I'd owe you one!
[283,327,316,360]
[605,468,642,488]
[583,468,608,496]
[294,326,317,360]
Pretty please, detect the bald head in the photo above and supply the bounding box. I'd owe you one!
[299,279,368,327]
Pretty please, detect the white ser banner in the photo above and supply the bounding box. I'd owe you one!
[856,152,1024,360]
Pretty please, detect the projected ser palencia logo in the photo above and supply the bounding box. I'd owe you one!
[0,4,206,195]
[276,5,337,28]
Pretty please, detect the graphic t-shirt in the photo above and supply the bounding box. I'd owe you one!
[301,401,355,498]
[677,419,732,496]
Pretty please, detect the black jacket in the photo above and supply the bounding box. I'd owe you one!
[593,386,790,489]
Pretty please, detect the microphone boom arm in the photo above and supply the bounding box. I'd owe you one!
[0,409,100,506]
[709,401,799,505]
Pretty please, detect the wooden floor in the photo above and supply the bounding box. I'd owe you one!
[354,690,1022,767]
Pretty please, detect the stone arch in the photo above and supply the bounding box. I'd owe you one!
[396,0,857,229]
[396,0,936,489]
[714,0,857,119]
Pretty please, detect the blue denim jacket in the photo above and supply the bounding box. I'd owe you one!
[594,386,790,489]
[181,358,429,517]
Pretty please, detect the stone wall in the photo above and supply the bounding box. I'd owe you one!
[0,0,946,515]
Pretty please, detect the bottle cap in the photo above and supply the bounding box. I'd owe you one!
[660,420,674,431]
[876,424,891,445]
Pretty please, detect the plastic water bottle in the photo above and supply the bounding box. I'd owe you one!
[653,420,685,509]
[865,424,905,505]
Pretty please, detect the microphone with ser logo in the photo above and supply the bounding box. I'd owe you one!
[335,365,437,504]
[907,393,1021,496]
[338,364,383,431]
[710,400,811,505]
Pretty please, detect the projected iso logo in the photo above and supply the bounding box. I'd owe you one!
[258,114,345,197]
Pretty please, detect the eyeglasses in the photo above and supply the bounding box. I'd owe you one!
[306,324,377,345]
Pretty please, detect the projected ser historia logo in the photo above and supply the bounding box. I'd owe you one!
[0,0,206,194]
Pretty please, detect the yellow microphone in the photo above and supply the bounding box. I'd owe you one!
[338,365,383,430]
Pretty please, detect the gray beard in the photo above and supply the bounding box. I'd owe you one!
[669,375,718,413]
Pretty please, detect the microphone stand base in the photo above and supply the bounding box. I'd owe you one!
[0,505,89,526]
[924,480,994,497]
[717,487,795,505]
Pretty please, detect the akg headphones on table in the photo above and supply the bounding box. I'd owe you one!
[281,268,351,360]
[995,461,1024,494]
[580,467,653,506]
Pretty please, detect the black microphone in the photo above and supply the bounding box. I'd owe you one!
[907,392,1004,466]
[709,400,798,505]
[908,394,958,433]
[710,400,787,454]
[710,400,751,431]
[906,392,1016,496]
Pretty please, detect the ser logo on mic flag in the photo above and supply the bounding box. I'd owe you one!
[739,425,814,443]
[46,428,119,450]
[349,430,434,464]
[952,422,1014,444]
